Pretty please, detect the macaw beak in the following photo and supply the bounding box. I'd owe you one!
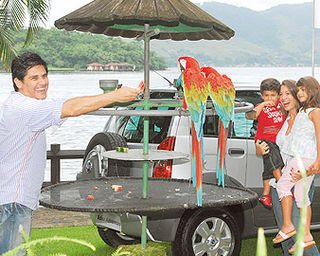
[178,58,187,72]
[179,62,185,71]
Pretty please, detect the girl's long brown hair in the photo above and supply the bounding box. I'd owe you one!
[296,76,320,110]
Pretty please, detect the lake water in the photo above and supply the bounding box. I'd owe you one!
[1,67,319,181]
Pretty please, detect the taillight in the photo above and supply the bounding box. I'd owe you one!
[153,137,176,178]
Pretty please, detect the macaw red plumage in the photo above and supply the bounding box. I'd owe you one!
[178,56,206,206]
[201,66,235,186]
[177,57,235,206]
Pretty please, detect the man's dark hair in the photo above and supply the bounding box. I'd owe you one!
[260,78,281,94]
[11,52,48,92]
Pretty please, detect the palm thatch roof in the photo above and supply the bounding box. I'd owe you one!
[55,0,234,41]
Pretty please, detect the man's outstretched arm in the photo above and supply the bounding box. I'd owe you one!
[61,82,144,118]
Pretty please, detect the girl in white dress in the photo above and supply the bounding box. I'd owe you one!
[273,76,320,253]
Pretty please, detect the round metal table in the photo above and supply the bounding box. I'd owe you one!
[40,177,257,217]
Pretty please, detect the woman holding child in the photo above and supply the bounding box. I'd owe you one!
[256,77,320,255]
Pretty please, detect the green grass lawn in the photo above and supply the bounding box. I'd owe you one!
[30,225,320,256]
[31,226,111,255]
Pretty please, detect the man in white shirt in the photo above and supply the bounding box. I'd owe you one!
[0,52,143,254]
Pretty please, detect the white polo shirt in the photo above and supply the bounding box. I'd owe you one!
[0,92,65,210]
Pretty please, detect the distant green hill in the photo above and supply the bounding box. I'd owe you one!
[151,2,318,67]
[11,3,319,68]
[12,28,167,70]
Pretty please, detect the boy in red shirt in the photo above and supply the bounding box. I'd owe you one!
[246,78,286,208]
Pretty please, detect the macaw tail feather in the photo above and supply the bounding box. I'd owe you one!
[182,97,188,110]
[191,123,197,187]
[197,185,203,206]
[191,122,203,206]
[216,119,229,187]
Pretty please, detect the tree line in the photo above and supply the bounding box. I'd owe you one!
[8,28,167,71]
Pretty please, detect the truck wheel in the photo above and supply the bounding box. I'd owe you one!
[79,132,129,179]
[97,227,139,247]
[173,208,241,256]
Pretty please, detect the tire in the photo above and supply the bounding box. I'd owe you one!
[79,132,129,180]
[172,208,241,256]
[97,227,139,247]
[81,133,137,247]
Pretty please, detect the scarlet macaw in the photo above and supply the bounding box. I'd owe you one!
[201,66,235,186]
[177,57,235,205]
[178,56,207,206]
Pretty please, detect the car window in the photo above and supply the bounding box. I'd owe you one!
[125,106,143,132]
[233,113,256,138]
[204,90,262,139]
[236,90,262,106]
[115,90,176,143]
[117,107,173,144]
[203,115,219,136]
[114,89,261,142]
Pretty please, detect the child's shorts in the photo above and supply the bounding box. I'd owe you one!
[261,140,284,180]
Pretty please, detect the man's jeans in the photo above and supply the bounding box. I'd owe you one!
[0,203,32,255]
[271,185,319,256]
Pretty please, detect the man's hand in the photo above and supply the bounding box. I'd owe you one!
[61,81,145,118]
[111,81,144,103]
[138,81,144,91]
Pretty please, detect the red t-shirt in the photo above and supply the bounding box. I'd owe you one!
[254,101,286,143]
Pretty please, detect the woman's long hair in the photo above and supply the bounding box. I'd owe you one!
[296,76,320,110]
[281,79,300,113]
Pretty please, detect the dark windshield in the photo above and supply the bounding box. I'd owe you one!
[116,90,177,143]
[117,107,172,143]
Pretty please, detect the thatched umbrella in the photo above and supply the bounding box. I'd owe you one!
[55,0,234,97]
[55,0,234,248]
[55,0,234,40]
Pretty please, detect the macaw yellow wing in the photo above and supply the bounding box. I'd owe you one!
[201,66,235,187]
[178,56,207,206]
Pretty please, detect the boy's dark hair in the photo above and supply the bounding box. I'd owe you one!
[296,76,320,110]
[260,78,281,94]
[11,52,48,92]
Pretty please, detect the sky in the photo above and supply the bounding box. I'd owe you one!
[45,0,312,27]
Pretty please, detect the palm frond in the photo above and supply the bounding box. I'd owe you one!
[0,0,50,67]
[0,0,10,25]
[4,0,27,30]
[25,0,49,45]
[0,24,17,70]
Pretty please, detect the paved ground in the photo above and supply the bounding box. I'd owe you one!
[32,207,92,228]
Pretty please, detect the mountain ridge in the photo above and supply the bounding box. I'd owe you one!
[151,2,318,66]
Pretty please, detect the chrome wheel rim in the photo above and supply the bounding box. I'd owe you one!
[84,145,108,177]
[192,217,233,256]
